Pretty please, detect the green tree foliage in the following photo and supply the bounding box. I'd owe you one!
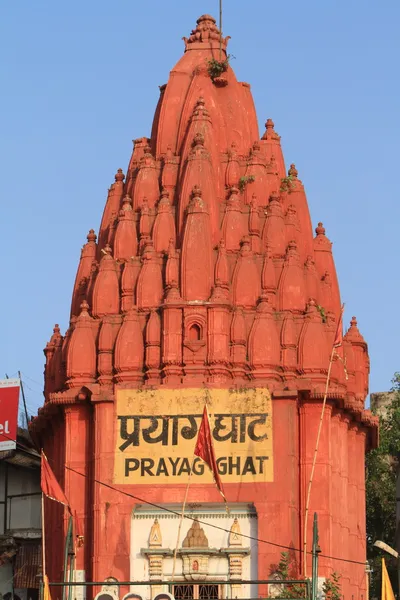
[273,551,307,598]
[322,572,341,600]
[271,552,342,599]
[366,374,400,598]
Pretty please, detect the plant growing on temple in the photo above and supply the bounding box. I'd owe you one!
[207,54,232,81]
[322,572,341,600]
[366,374,400,598]
[280,175,295,192]
[238,175,255,192]
[316,304,327,323]
[271,552,307,599]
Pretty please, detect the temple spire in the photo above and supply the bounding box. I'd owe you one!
[42,13,369,405]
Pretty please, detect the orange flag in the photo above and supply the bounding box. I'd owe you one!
[43,575,52,600]
[41,451,70,510]
[194,405,226,502]
[333,304,345,348]
[381,558,395,600]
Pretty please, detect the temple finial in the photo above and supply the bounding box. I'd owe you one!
[87,229,97,243]
[115,168,125,182]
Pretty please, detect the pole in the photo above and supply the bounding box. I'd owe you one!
[171,457,195,581]
[68,551,75,600]
[311,513,320,600]
[63,516,73,600]
[219,0,222,60]
[303,346,335,577]
[18,371,30,428]
[41,493,46,579]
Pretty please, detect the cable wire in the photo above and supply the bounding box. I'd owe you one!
[6,433,368,567]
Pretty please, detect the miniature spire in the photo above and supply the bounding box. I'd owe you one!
[181,186,213,301]
[242,141,268,207]
[232,237,260,307]
[149,518,162,548]
[98,169,125,252]
[161,146,179,202]
[178,131,218,245]
[344,317,369,405]
[98,316,118,387]
[262,192,286,256]
[261,246,277,307]
[165,238,181,301]
[70,229,97,317]
[92,244,120,317]
[283,164,314,261]
[225,142,241,188]
[114,195,138,260]
[313,221,341,317]
[121,257,141,312]
[133,145,159,209]
[261,119,286,177]
[221,186,246,251]
[153,189,176,253]
[66,301,96,387]
[229,519,242,547]
[248,296,280,378]
[214,239,230,291]
[114,308,144,382]
[297,299,330,381]
[137,240,163,309]
[278,240,306,311]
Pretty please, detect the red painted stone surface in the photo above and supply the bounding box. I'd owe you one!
[32,15,378,599]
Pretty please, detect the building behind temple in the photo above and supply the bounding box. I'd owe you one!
[0,429,41,600]
[31,14,378,600]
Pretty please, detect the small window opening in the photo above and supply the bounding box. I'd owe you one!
[188,323,201,341]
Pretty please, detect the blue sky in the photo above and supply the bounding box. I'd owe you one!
[1,0,399,415]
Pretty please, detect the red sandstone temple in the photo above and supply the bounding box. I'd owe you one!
[32,14,378,600]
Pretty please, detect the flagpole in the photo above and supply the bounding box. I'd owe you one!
[41,491,46,579]
[171,457,195,581]
[302,345,335,577]
[219,0,222,60]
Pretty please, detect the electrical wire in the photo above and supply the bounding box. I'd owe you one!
[4,432,369,569]
[20,372,43,387]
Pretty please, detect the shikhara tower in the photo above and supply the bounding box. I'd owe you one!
[32,15,378,600]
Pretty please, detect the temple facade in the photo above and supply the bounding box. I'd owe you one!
[31,15,378,600]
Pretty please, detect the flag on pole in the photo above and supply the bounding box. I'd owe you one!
[194,405,226,502]
[381,558,395,600]
[333,304,348,378]
[333,304,345,348]
[41,451,70,510]
[43,575,52,600]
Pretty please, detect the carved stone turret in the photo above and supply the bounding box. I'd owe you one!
[181,521,210,580]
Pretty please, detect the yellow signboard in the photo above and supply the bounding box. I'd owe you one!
[114,388,273,484]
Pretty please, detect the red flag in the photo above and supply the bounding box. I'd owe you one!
[333,304,345,348]
[41,451,70,509]
[194,406,226,501]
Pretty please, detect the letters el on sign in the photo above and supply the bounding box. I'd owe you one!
[114,388,273,484]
